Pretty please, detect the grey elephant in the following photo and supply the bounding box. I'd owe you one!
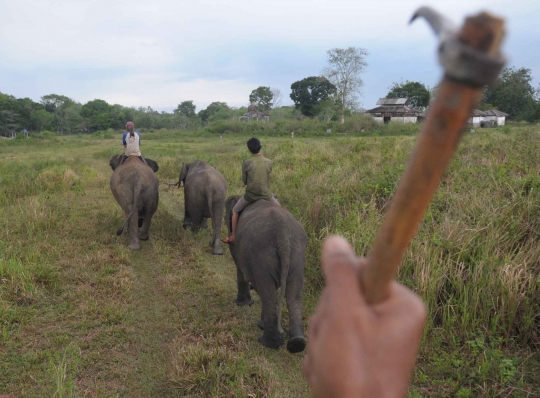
[109,155,159,250]
[177,160,227,255]
[224,195,307,353]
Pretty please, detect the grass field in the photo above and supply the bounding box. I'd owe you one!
[0,125,539,397]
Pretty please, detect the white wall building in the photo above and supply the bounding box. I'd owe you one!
[467,109,508,127]
[365,98,425,123]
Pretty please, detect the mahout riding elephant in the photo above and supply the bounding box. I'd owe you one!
[224,195,307,353]
[177,160,227,255]
[109,155,159,250]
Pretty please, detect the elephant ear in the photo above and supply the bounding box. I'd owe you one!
[224,195,241,233]
[145,158,159,173]
[109,155,122,171]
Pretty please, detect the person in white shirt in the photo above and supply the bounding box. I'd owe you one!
[119,122,146,165]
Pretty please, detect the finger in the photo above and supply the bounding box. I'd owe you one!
[321,235,360,286]
[319,236,368,312]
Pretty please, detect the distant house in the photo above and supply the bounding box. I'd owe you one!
[467,109,508,127]
[239,103,270,122]
[365,98,424,124]
[483,109,509,126]
[469,109,487,128]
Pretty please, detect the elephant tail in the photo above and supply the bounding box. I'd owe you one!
[277,224,291,335]
[116,179,142,236]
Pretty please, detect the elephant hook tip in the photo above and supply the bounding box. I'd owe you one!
[408,6,456,38]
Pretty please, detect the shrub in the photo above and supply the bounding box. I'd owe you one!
[31,130,56,140]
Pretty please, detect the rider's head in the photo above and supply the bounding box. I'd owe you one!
[126,121,135,137]
[247,137,261,154]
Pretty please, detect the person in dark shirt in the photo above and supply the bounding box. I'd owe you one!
[221,137,279,244]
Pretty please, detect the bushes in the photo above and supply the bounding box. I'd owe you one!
[31,130,56,140]
[206,120,247,135]
[202,115,421,137]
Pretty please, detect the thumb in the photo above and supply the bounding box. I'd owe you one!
[321,236,361,290]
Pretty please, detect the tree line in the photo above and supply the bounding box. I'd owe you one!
[1,46,538,136]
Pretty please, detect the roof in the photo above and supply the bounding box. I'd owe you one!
[376,98,409,105]
[243,110,269,118]
[483,109,509,117]
[365,104,424,116]
[470,109,487,117]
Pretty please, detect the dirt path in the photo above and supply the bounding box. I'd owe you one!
[79,145,185,396]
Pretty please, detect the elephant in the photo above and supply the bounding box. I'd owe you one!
[224,195,307,353]
[109,155,159,250]
[110,155,159,173]
[176,160,227,255]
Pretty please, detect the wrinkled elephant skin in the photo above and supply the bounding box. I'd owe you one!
[109,155,159,250]
[178,160,227,255]
[225,195,307,353]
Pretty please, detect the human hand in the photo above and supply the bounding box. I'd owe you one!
[303,236,427,398]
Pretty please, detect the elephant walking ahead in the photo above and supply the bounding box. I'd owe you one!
[109,155,159,250]
[177,160,227,255]
[225,195,307,353]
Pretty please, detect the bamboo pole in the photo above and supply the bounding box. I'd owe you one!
[362,12,506,304]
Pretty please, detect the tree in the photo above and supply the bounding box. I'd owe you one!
[175,101,196,118]
[290,76,336,118]
[0,110,20,135]
[322,47,368,123]
[198,102,231,123]
[482,67,539,121]
[249,87,273,112]
[16,97,43,130]
[386,81,431,109]
[271,88,283,109]
[81,99,113,131]
[0,92,44,134]
[525,102,540,123]
[41,94,83,134]
[41,94,74,113]
[134,106,160,129]
[33,109,54,131]
[315,98,338,122]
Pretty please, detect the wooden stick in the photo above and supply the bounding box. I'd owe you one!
[362,12,505,304]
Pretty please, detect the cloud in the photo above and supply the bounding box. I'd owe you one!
[98,75,257,110]
[0,0,538,111]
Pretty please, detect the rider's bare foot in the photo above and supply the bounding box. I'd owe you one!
[221,236,235,244]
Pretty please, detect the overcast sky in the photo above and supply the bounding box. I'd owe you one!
[0,0,538,112]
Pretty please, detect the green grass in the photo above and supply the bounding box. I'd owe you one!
[0,125,539,396]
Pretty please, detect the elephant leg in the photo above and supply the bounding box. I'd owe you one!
[127,206,141,250]
[285,272,306,353]
[258,286,284,349]
[210,202,225,255]
[234,267,252,306]
[139,212,152,241]
[189,209,204,233]
[138,210,144,228]
[200,217,208,229]
[183,197,192,230]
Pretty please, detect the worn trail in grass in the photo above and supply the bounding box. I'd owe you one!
[87,142,310,396]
